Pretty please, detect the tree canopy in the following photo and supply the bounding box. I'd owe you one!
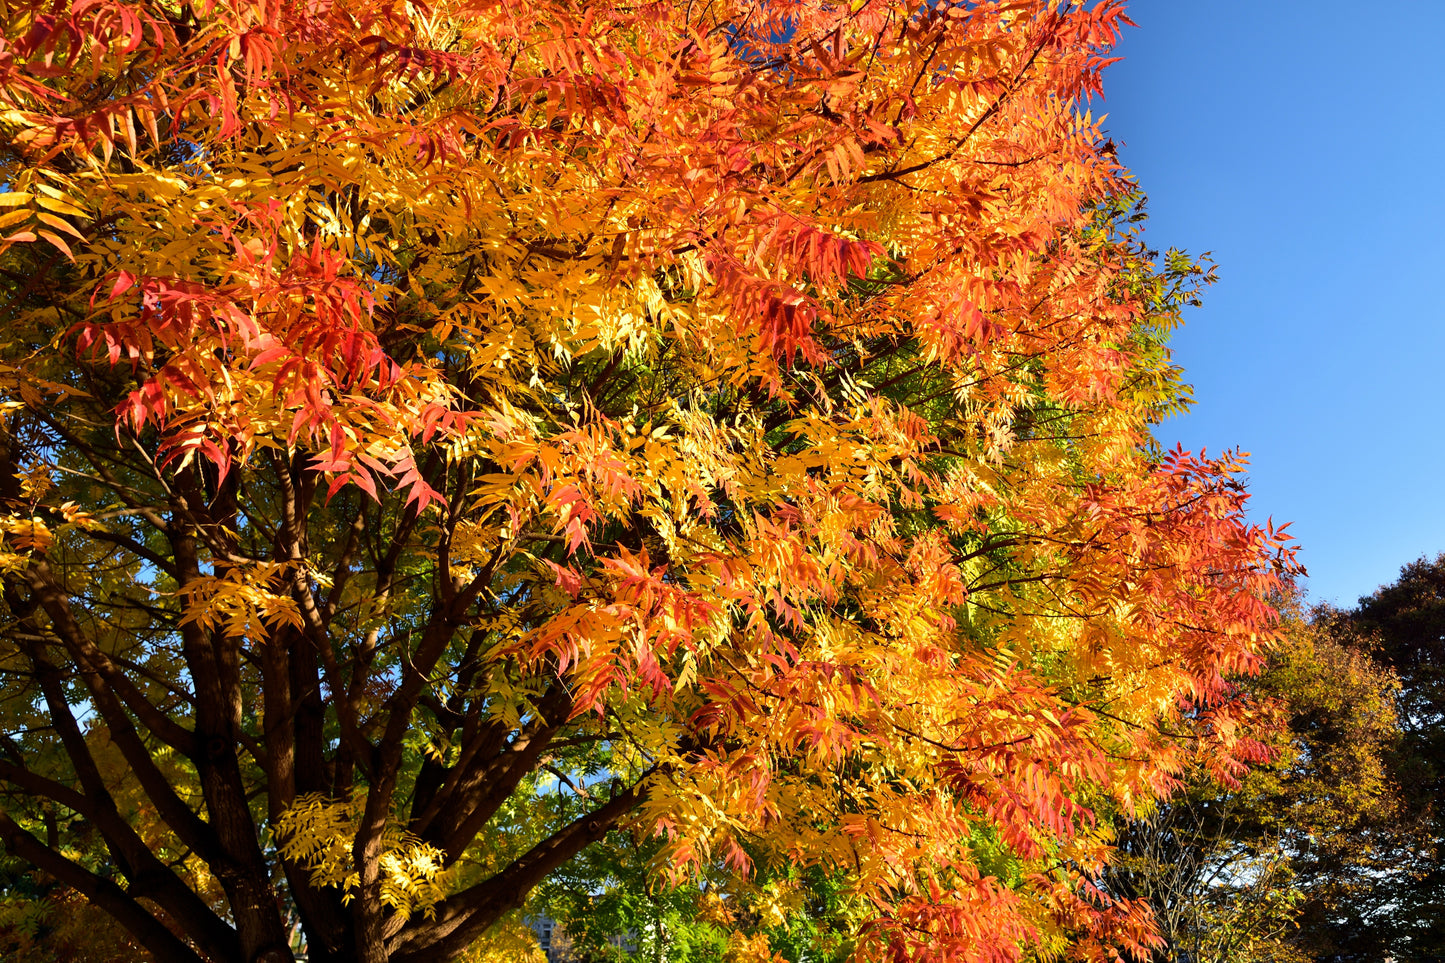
[0,1,1298,961]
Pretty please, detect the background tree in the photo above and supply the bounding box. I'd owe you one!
[1291,556,1445,963]
[1104,602,1403,963]
[0,1,1298,961]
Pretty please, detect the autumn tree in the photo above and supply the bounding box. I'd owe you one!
[0,1,1298,961]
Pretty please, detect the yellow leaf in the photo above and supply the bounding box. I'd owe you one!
[36,194,88,218]
[0,209,32,232]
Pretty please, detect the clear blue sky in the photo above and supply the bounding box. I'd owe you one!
[1101,1,1445,608]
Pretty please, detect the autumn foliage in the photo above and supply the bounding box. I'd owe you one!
[0,1,1297,961]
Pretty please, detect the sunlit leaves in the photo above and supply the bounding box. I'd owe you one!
[275,793,454,920]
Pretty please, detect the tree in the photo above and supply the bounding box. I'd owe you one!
[0,1,1298,961]
[1291,556,1445,963]
[1104,603,1402,963]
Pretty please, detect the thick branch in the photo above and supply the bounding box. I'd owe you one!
[388,779,649,963]
[0,811,207,963]
[0,760,241,963]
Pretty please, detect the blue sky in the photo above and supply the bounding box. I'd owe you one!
[1101,1,1445,608]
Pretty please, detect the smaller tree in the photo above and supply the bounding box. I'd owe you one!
[1106,602,1402,963]
[1299,555,1445,962]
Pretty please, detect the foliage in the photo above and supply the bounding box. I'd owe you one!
[541,832,733,963]
[0,854,143,962]
[0,1,1298,961]
[453,913,548,963]
[541,831,859,963]
[274,791,454,920]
